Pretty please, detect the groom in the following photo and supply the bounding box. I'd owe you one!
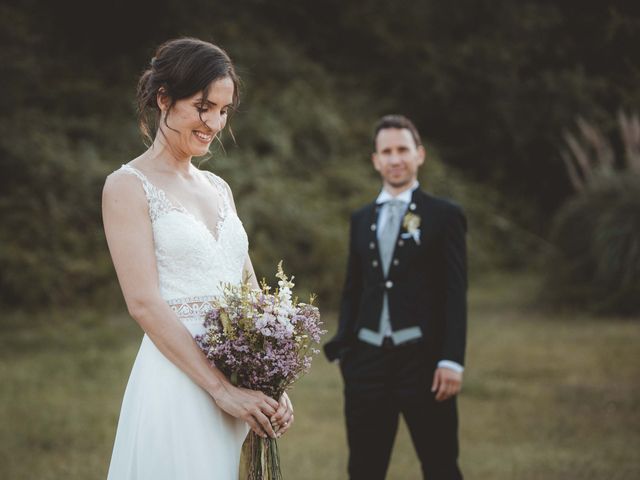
[324,115,467,479]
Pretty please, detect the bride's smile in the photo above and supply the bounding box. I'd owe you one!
[155,76,235,160]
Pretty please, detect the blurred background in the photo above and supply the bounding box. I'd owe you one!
[1,0,638,478]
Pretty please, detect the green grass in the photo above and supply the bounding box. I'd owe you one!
[1,273,638,479]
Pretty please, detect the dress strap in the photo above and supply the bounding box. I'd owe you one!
[203,170,233,213]
[118,164,177,222]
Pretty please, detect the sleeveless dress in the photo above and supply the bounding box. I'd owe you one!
[107,164,250,480]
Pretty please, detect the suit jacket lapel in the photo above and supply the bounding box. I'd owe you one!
[393,188,423,248]
[397,189,421,239]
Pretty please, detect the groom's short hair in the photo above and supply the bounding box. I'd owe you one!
[373,115,422,151]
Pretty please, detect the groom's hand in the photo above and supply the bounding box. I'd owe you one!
[431,367,462,402]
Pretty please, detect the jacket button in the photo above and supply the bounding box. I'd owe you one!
[393,258,399,266]
[370,224,377,231]
[369,241,376,249]
[385,280,393,289]
[372,260,379,267]
[409,202,417,211]
[397,239,404,247]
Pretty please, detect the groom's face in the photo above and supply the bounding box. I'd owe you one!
[372,128,425,191]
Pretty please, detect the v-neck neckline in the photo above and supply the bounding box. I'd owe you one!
[124,164,228,242]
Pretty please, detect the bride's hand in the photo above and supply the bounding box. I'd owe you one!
[271,392,294,437]
[212,384,280,438]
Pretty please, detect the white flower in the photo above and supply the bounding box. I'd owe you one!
[284,323,294,336]
[256,312,276,330]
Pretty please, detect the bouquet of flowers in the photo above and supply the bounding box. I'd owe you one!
[196,262,324,480]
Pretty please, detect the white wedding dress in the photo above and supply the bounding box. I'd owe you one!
[107,164,249,480]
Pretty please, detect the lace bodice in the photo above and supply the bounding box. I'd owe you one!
[118,164,249,302]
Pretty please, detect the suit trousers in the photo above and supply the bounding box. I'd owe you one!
[340,340,463,480]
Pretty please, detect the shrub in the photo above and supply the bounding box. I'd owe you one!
[546,175,640,314]
[544,113,640,315]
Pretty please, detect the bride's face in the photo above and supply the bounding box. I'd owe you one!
[157,76,235,158]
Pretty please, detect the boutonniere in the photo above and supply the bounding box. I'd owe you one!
[402,212,421,245]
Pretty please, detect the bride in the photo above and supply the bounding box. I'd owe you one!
[102,38,293,479]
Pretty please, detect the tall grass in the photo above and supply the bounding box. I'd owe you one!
[1,273,638,479]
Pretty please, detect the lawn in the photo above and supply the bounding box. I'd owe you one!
[1,273,638,479]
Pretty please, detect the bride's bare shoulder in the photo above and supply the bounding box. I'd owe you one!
[102,165,147,206]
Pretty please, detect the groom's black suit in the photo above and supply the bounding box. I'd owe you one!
[325,187,467,480]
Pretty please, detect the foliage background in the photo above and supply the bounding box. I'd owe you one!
[3,0,638,310]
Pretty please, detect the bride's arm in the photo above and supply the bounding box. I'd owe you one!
[102,172,279,438]
[243,256,260,289]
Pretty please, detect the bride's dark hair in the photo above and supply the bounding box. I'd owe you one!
[136,38,240,145]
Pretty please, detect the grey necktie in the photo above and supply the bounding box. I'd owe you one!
[375,199,404,340]
[379,199,404,275]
